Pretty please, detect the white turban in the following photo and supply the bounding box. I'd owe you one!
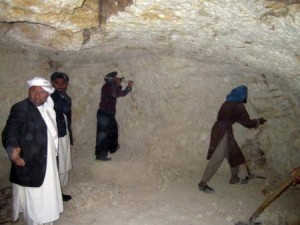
[27,76,54,94]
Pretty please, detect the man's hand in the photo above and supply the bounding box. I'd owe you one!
[127,80,133,88]
[11,147,26,166]
[292,167,300,184]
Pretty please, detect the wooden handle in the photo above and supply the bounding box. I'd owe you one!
[249,176,294,222]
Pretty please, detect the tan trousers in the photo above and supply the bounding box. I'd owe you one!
[201,132,239,182]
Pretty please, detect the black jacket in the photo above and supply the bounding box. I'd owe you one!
[51,91,73,144]
[2,98,48,187]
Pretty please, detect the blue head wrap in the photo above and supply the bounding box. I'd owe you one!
[226,85,248,102]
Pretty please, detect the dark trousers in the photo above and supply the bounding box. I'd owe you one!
[95,110,119,158]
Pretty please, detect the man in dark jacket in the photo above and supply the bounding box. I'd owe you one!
[198,85,267,193]
[2,76,63,224]
[95,71,133,161]
[50,72,73,201]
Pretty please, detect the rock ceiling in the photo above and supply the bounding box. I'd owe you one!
[0,0,299,53]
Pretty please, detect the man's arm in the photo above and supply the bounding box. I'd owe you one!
[64,95,73,145]
[2,103,26,166]
[236,103,267,128]
[115,81,133,97]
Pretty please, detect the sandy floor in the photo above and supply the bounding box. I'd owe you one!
[57,168,298,225]
[2,145,299,225]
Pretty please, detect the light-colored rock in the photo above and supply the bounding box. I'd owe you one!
[0,1,299,224]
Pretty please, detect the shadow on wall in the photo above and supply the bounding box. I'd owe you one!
[98,0,133,25]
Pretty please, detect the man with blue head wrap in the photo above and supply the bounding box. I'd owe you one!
[226,85,248,103]
[198,85,267,193]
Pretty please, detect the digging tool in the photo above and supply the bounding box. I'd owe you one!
[242,163,266,183]
[235,176,294,225]
[239,149,266,183]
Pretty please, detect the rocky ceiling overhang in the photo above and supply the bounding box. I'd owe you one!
[0,0,299,53]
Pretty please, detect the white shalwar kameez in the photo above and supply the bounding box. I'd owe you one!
[12,97,63,225]
[58,115,72,187]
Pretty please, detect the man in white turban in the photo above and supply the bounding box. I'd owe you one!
[2,76,63,225]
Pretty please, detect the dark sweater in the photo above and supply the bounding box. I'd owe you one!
[99,81,132,115]
[51,91,73,144]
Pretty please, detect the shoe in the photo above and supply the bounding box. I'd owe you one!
[240,177,249,184]
[230,177,240,184]
[99,157,112,161]
[62,194,72,202]
[96,155,112,161]
[198,184,215,193]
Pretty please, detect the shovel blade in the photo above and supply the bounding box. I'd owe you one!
[235,221,262,225]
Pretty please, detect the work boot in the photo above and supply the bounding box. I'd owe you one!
[198,181,215,193]
[62,194,72,202]
[96,155,111,161]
